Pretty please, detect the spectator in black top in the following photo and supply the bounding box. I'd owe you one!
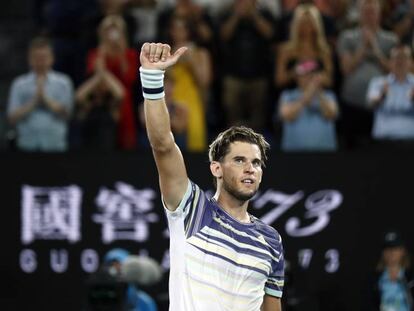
[74,53,125,150]
[219,0,276,131]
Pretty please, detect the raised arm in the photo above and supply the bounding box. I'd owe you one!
[140,42,189,211]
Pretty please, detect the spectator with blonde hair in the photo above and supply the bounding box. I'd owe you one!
[276,4,333,89]
[277,59,339,151]
[166,15,212,151]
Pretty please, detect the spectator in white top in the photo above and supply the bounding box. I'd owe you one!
[7,37,74,152]
[367,44,414,146]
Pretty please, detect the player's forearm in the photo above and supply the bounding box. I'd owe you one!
[261,295,282,311]
[144,98,175,153]
[139,44,188,153]
[140,66,175,152]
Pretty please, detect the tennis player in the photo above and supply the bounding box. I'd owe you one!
[139,42,284,311]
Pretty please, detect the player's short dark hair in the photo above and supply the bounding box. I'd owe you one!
[208,126,270,165]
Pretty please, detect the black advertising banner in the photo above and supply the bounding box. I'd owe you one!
[1,151,414,311]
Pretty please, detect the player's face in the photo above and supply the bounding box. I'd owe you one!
[220,141,263,202]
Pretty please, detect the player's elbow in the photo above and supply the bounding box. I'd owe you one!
[149,133,176,154]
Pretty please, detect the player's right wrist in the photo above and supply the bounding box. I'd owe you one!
[140,66,165,100]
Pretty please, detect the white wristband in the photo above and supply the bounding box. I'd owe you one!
[139,67,165,100]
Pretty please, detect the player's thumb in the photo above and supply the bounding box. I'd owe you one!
[171,47,188,63]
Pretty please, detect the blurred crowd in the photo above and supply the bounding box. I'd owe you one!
[5,0,414,153]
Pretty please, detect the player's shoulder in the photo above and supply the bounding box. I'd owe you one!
[253,217,283,248]
[187,180,211,202]
[188,179,202,194]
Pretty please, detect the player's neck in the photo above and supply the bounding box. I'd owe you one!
[213,191,251,223]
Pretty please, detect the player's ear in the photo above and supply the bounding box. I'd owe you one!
[210,161,222,179]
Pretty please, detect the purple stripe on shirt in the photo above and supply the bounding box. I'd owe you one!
[189,243,269,277]
[199,215,282,258]
[196,231,275,262]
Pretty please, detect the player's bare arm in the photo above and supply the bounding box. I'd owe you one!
[261,295,282,311]
[140,42,188,211]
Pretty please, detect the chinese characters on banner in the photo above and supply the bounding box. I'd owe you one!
[93,182,159,243]
[20,183,342,274]
[21,185,82,244]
